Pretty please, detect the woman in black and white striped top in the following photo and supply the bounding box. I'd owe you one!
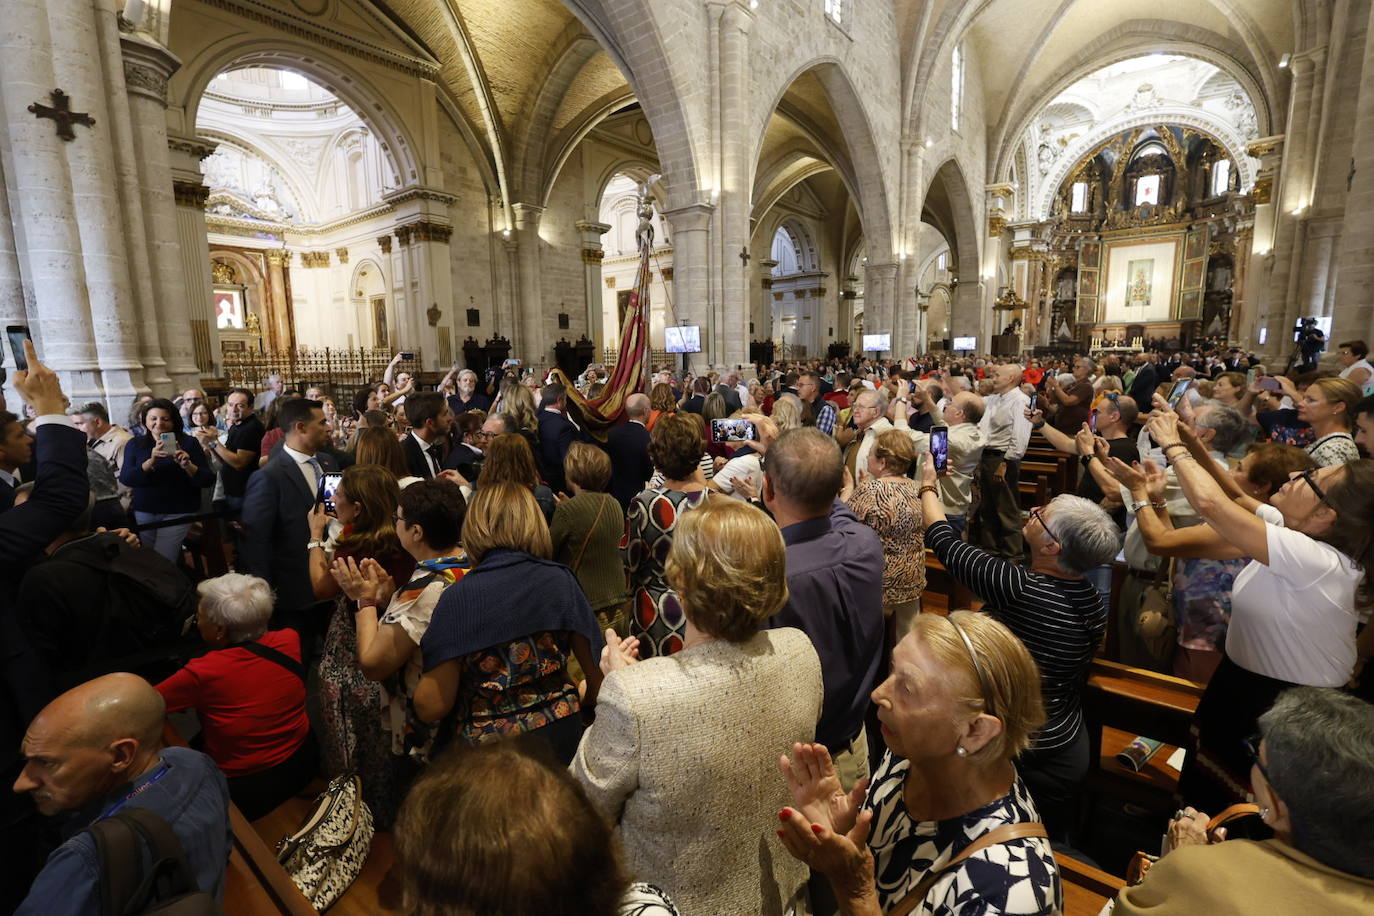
[917,456,1121,840]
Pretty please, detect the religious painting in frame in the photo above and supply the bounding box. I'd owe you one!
[1125,260,1153,309]
[1081,241,1101,268]
[1179,289,1203,321]
[1078,270,1098,298]
[1185,228,1208,261]
[1182,258,1205,292]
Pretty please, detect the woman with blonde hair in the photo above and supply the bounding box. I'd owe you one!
[778,610,1059,915]
[479,432,556,521]
[501,381,542,455]
[574,497,824,915]
[770,393,804,432]
[1299,376,1362,466]
[841,428,926,640]
[415,482,603,764]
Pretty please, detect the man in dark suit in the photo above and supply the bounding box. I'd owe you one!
[401,392,453,480]
[0,410,32,513]
[714,370,743,413]
[443,411,486,482]
[239,398,337,634]
[0,341,90,909]
[1127,352,1159,406]
[536,382,580,494]
[606,393,654,508]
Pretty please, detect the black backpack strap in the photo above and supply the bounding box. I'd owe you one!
[236,640,306,681]
[118,809,200,906]
[89,816,143,916]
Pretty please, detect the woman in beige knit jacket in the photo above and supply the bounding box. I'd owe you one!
[572,497,823,915]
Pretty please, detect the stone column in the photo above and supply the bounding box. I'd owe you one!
[1265,52,1324,363]
[121,31,201,390]
[1330,1,1374,347]
[171,177,217,374]
[1,0,127,402]
[575,220,611,352]
[384,187,457,367]
[864,262,898,357]
[0,155,24,403]
[511,203,546,367]
[664,202,715,352]
[265,251,294,352]
[715,1,754,369]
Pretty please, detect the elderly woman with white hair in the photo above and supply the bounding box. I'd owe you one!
[917,455,1122,842]
[154,572,315,819]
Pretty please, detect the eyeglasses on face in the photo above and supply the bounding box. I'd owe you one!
[1243,734,1269,781]
[1029,507,1059,544]
[1292,467,1329,506]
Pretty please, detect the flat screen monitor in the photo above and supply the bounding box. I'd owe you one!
[862,333,891,352]
[953,336,977,351]
[664,325,701,354]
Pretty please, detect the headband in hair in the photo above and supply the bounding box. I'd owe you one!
[946,616,995,717]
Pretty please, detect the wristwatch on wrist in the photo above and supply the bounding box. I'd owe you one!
[1128,499,1153,514]
[1080,455,1093,467]
[307,540,326,550]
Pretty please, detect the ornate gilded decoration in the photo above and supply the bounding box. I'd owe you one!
[427,303,442,327]
[377,235,392,254]
[211,260,237,285]
[1252,175,1273,205]
[988,214,1008,237]
[661,266,674,282]
[335,248,349,264]
[1246,136,1284,158]
[581,249,605,265]
[604,277,616,289]
[300,251,331,268]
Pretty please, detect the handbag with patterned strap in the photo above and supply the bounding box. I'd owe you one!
[275,774,374,909]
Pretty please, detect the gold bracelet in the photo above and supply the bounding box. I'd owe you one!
[919,485,939,497]
[1158,442,1186,452]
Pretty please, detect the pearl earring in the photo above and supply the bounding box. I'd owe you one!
[956,746,968,757]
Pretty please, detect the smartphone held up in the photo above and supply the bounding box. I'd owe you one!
[929,425,949,476]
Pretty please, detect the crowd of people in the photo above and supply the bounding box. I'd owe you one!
[2,338,1373,915]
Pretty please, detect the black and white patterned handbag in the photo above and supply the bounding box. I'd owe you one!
[275,774,374,909]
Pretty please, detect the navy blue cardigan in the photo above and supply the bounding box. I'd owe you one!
[119,434,214,513]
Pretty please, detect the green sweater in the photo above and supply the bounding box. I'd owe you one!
[551,491,630,611]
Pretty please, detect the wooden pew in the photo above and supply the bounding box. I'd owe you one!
[160,723,316,915]
[923,549,977,613]
[1082,659,1204,815]
[1018,476,1049,510]
[1057,851,1125,916]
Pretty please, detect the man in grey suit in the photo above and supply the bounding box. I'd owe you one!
[239,398,337,639]
[714,369,743,413]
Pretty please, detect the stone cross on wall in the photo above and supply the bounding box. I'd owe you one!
[28,89,95,141]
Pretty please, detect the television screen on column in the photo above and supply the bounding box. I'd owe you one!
[953,336,977,351]
[665,325,702,353]
[862,333,891,351]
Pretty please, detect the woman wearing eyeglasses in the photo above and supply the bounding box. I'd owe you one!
[915,455,1122,842]
[1144,406,1374,816]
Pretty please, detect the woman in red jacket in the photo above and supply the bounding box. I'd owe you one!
[155,572,314,820]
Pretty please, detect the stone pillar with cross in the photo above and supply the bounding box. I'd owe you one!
[0,0,134,403]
